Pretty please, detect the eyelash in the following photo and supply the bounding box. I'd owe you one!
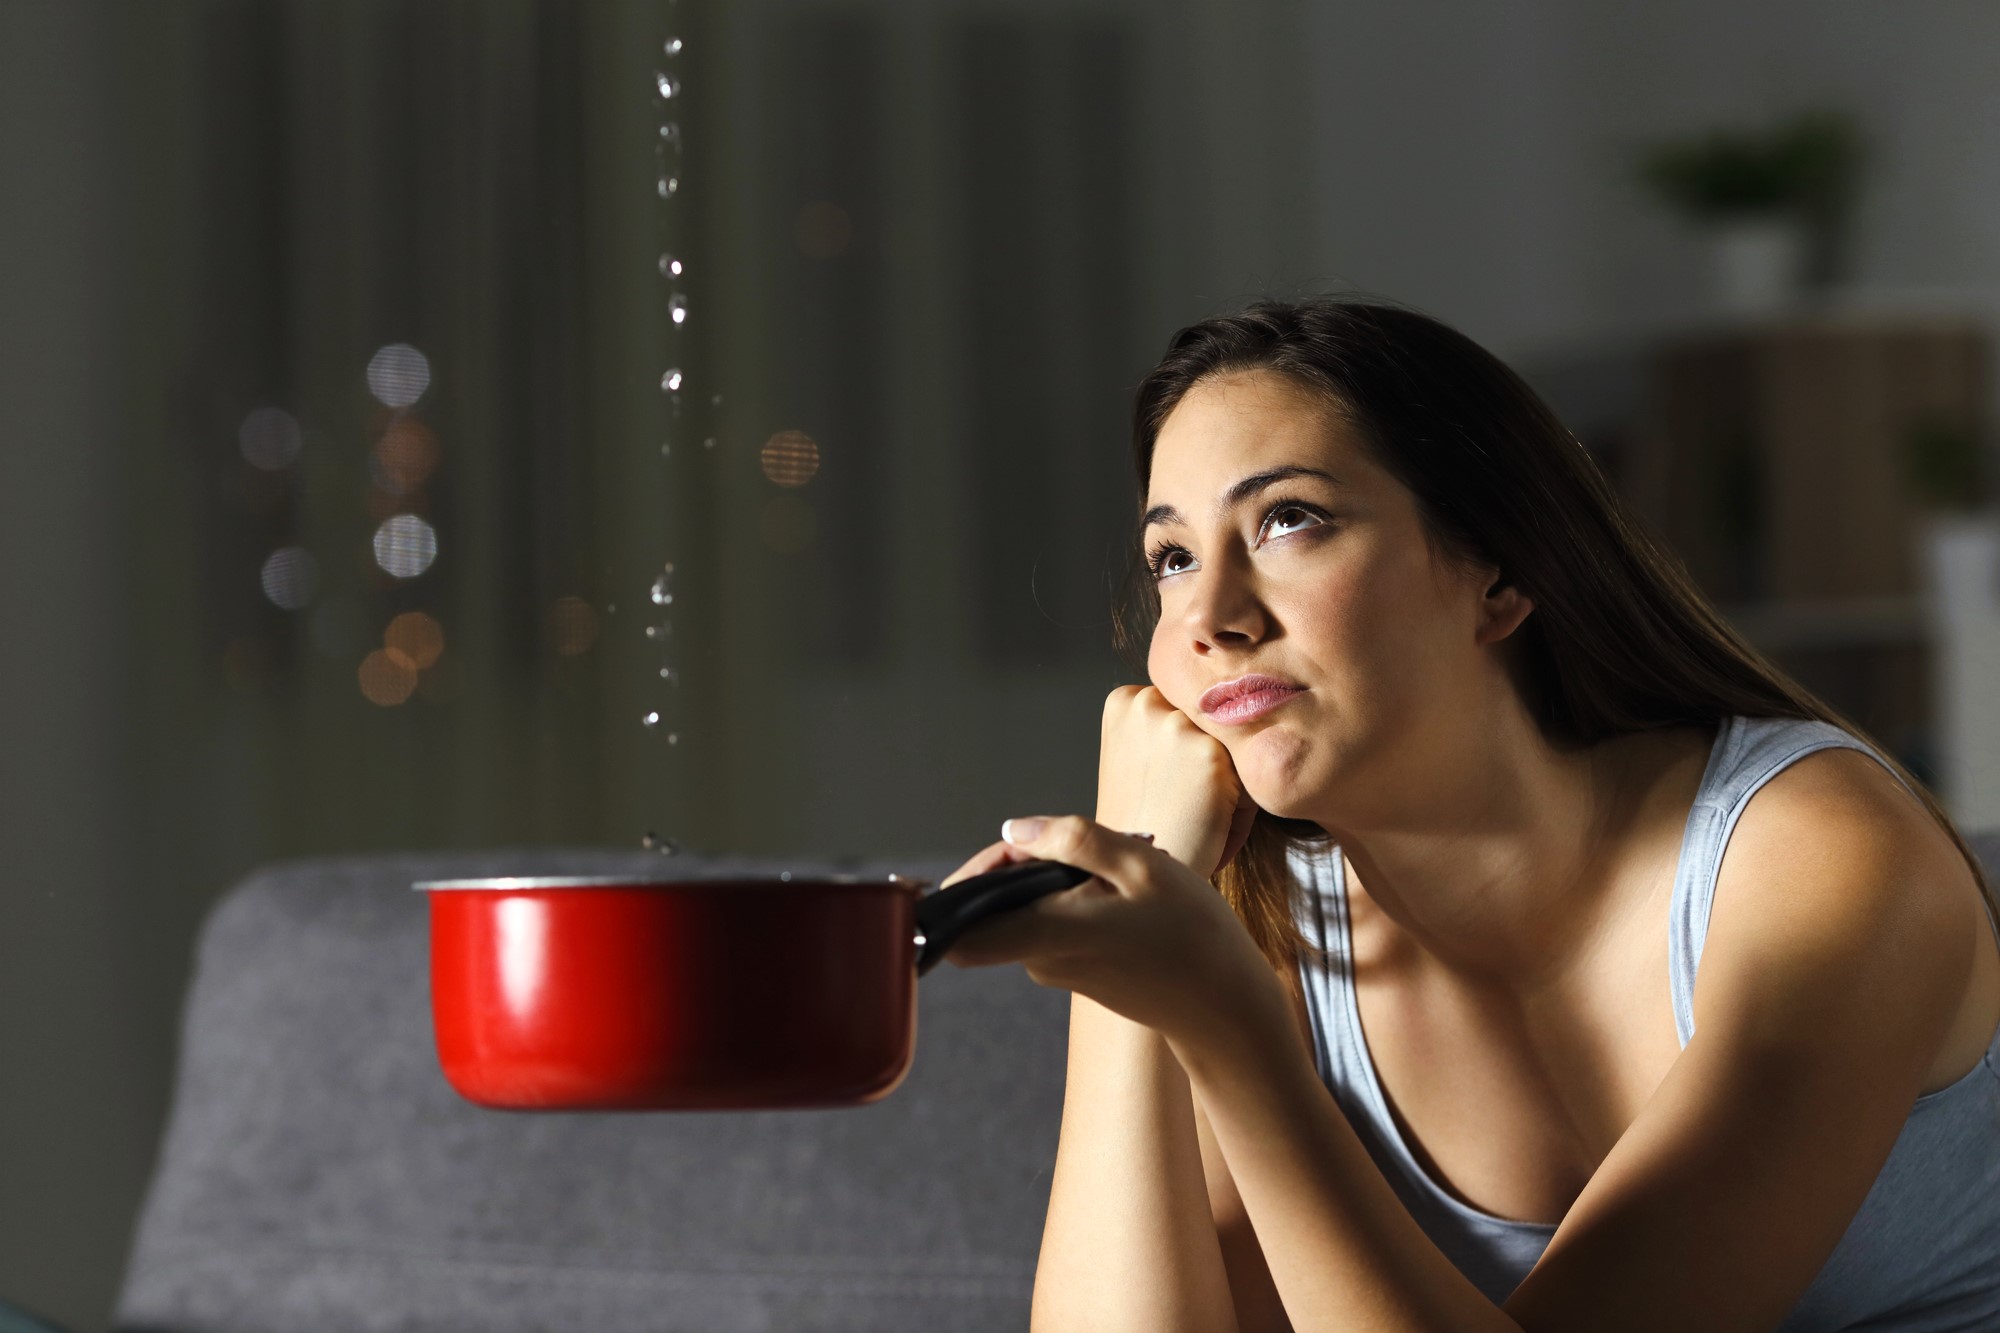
[1143,498,1331,581]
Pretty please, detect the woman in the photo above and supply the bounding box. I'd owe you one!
[940,298,2000,1332]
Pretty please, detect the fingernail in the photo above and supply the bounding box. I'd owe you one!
[1129,832,1155,844]
[1001,817,1045,845]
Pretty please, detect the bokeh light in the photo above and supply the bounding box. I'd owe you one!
[384,611,444,671]
[760,495,817,553]
[658,253,684,277]
[358,648,418,706]
[239,407,303,470]
[366,343,431,408]
[656,72,681,100]
[259,547,319,610]
[549,596,599,656]
[794,201,852,259]
[661,368,683,393]
[372,414,441,493]
[760,430,821,487]
[372,514,438,579]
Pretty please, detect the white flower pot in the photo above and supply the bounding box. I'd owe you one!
[1923,513,2000,827]
[1707,217,1807,319]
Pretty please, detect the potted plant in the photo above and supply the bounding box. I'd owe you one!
[1639,109,1863,318]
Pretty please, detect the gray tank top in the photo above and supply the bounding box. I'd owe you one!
[1290,714,2000,1330]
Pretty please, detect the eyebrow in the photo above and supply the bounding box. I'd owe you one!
[1140,465,1342,530]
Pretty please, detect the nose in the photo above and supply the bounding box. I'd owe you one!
[1175,548,1269,656]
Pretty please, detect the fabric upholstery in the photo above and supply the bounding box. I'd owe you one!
[114,849,1069,1333]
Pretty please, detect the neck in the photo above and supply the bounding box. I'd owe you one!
[1309,702,1689,993]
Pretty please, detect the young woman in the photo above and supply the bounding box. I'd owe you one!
[940,299,2000,1332]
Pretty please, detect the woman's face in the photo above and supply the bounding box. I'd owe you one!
[1142,370,1515,821]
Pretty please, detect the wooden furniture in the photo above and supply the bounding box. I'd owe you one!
[1633,313,1991,770]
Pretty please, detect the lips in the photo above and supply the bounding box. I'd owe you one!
[1198,674,1306,724]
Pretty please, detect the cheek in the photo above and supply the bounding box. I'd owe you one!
[1145,627,1199,713]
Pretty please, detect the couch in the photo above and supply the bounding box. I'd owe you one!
[113,849,1068,1333]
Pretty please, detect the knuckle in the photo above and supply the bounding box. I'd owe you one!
[1049,814,1094,852]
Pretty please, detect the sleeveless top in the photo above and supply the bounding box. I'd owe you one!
[1290,715,2000,1330]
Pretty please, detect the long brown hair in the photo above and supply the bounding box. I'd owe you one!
[1117,296,1996,969]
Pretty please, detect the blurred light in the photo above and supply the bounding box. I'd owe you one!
[656,72,681,100]
[663,37,684,56]
[373,514,438,579]
[669,294,688,325]
[372,414,441,493]
[366,343,431,408]
[549,596,599,656]
[760,430,821,487]
[260,547,319,610]
[384,610,444,671]
[358,649,418,706]
[794,201,852,259]
[760,495,817,553]
[658,254,684,277]
[239,407,303,470]
[658,175,679,198]
[661,368,683,393]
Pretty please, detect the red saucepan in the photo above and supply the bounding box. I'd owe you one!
[416,860,1090,1111]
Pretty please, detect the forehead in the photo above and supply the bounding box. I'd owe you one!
[1147,371,1354,502]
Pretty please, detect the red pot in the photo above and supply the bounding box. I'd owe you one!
[416,860,1087,1111]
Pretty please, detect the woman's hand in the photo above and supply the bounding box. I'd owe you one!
[1096,685,1258,878]
[936,816,1289,1054]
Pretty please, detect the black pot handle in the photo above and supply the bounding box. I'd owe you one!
[912,859,1093,975]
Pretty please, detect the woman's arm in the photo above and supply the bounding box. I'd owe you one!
[1027,684,1271,1329]
[1029,995,1241,1332]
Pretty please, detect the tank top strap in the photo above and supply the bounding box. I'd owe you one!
[1668,714,1922,1047]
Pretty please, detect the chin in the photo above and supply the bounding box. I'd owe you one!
[1232,734,1320,821]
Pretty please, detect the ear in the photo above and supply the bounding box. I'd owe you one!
[1473,570,1535,646]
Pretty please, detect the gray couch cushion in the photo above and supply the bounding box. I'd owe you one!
[115,849,1070,1333]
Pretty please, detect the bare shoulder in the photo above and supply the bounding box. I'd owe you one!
[1699,740,1980,1043]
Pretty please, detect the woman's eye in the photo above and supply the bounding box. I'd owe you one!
[1148,545,1193,579]
[1261,504,1323,542]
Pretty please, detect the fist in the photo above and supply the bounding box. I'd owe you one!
[1096,685,1256,877]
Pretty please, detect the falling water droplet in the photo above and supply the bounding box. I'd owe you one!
[656,72,680,100]
[668,293,689,325]
[650,574,674,605]
[666,732,680,745]
[660,122,681,146]
[658,176,679,198]
[661,368,683,393]
[658,253,683,277]
[702,436,717,449]
[606,603,618,615]
[641,831,681,855]
[660,442,672,457]
[659,666,677,682]
[663,37,684,57]
[642,710,661,729]
[645,621,673,639]
[662,561,675,575]
[711,393,723,406]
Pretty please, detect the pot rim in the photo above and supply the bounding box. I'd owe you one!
[413,873,932,892]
